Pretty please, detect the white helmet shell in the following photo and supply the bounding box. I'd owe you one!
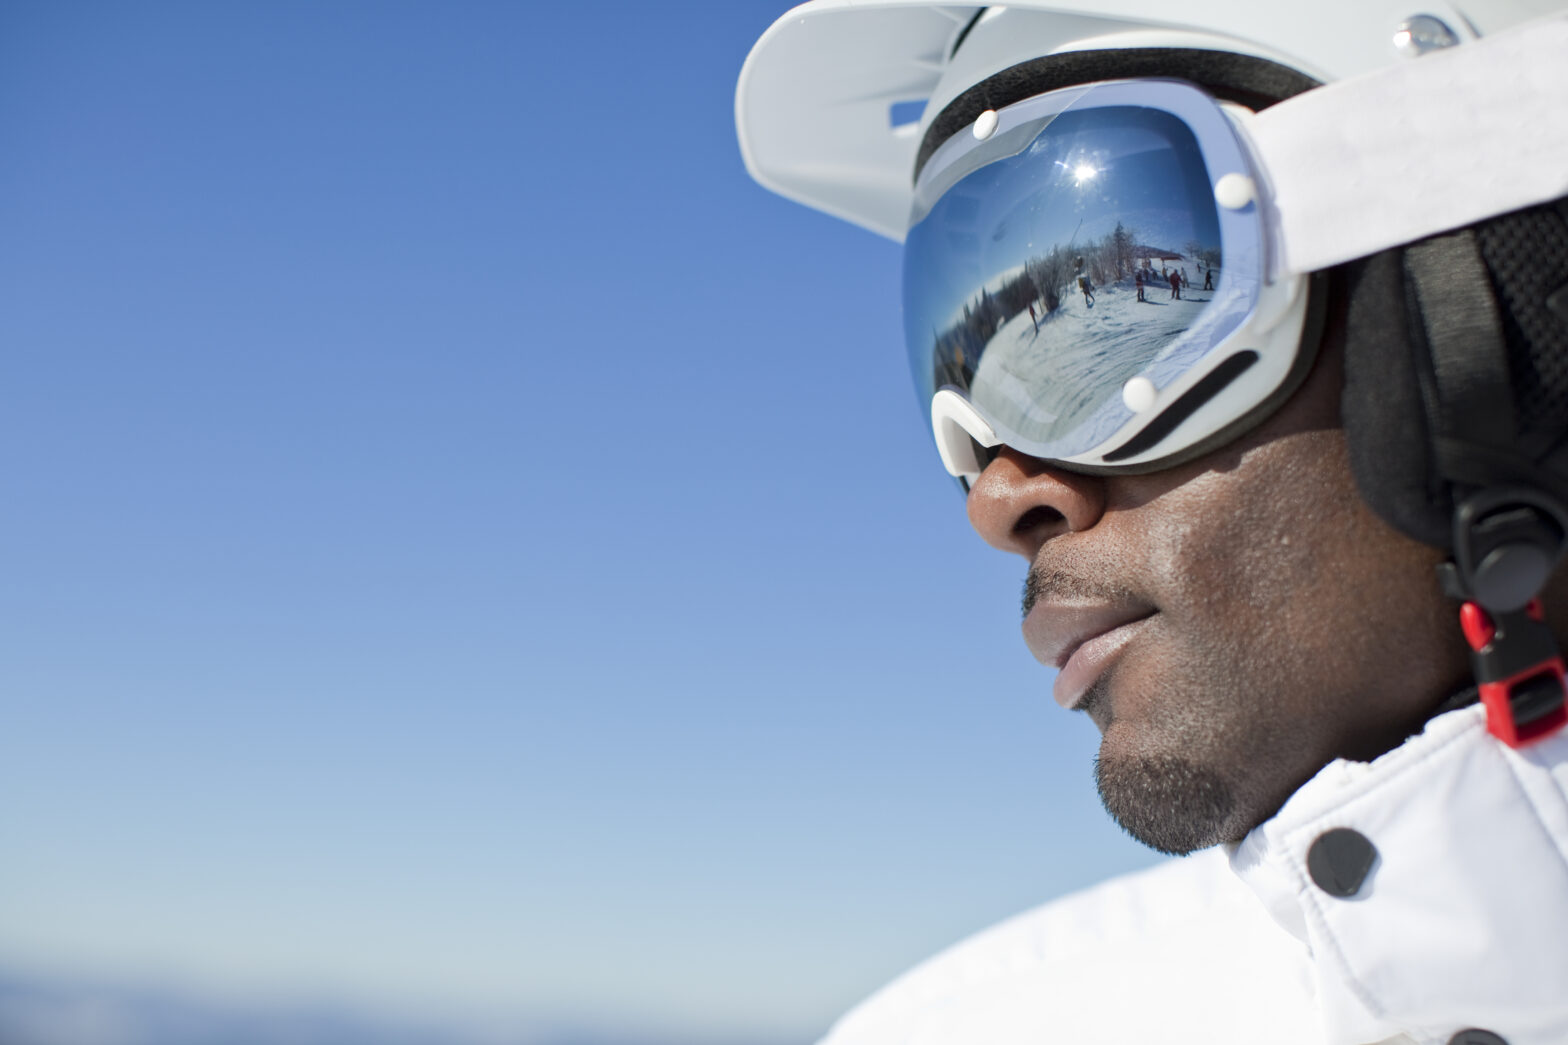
[735,0,1561,241]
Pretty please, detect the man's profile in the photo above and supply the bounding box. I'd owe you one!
[737,2,1568,1041]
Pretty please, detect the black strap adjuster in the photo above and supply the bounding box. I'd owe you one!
[1442,487,1568,748]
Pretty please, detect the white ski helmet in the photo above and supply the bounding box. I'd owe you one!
[736,1,1566,243]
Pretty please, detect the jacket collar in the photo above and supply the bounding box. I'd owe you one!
[1229,704,1568,1044]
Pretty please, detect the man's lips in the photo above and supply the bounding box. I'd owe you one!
[1022,600,1157,710]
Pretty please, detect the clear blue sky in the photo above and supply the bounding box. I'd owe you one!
[0,3,1161,1042]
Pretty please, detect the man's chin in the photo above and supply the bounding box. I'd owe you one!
[1093,750,1242,856]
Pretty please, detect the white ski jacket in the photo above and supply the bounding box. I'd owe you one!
[817,703,1568,1045]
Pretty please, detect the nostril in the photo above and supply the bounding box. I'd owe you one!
[1014,505,1065,539]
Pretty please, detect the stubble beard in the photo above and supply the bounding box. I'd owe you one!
[1080,671,1243,856]
[1092,747,1239,855]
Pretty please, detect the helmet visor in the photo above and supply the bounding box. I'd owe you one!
[904,80,1265,469]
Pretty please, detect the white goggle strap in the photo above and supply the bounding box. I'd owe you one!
[931,387,1001,482]
[1253,10,1568,280]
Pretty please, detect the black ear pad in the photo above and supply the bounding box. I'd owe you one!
[1341,250,1455,549]
[1341,199,1568,553]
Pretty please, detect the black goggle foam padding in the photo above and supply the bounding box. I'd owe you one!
[915,47,1321,184]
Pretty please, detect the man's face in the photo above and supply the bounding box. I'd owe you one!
[966,332,1472,854]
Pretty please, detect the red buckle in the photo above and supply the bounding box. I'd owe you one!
[1478,668,1568,748]
[1461,600,1568,748]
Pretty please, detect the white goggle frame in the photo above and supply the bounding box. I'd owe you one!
[923,12,1568,483]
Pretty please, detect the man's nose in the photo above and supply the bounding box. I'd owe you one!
[965,447,1107,558]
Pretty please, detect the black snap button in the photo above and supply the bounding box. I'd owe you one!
[1306,827,1377,898]
[1448,1030,1508,1045]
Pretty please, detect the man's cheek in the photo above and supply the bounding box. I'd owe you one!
[1092,616,1201,734]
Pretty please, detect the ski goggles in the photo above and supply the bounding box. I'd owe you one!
[905,78,1310,483]
[903,17,1568,485]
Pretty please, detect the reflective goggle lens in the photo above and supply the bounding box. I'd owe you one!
[903,81,1265,472]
